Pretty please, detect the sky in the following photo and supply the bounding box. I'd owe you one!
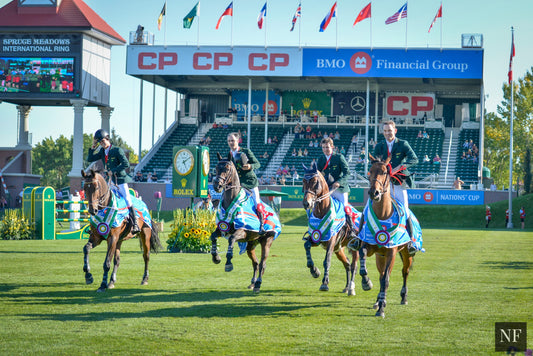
[0,0,531,153]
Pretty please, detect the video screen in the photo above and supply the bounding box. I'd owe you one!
[0,57,74,94]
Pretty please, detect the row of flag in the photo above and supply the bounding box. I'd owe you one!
[156,1,443,33]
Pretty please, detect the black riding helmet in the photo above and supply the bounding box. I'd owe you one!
[94,129,109,143]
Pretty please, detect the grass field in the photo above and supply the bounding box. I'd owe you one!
[1,215,532,355]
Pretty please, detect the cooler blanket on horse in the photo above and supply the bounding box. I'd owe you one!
[359,199,424,251]
[306,197,361,244]
[216,189,281,254]
[90,189,152,238]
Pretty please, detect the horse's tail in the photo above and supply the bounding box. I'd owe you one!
[150,222,162,253]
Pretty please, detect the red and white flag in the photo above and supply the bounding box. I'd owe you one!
[385,2,407,25]
[508,31,515,84]
[353,2,371,27]
[216,2,233,30]
[257,3,267,29]
[290,2,301,32]
[428,4,442,33]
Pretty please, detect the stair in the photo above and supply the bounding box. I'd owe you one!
[264,132,295,177]
[434,127,460,188]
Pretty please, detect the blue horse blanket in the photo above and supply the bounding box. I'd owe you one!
[215,189,282,254]
[359,199,424,251]
[90,189,152,238]
[306,197,361,243]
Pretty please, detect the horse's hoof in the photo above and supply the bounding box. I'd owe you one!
[97,287,106,293]
[212,254,221,264]
[141,280,149,286]
[373,302,379,310]
[348,289,356,296]
[108,282,115,289]
[319,284,329,291]
[362,277,373,291]
[225,264,233,272]
[375,311,385,318]
[401,299,408,305]
[253,287,260,293]
[310,267,321,278]
[85,275,94,285]
[247,284,254,290]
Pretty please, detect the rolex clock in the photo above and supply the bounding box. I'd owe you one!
[174,148,195,176]
[201,149,210,176]
[197,146,210,198]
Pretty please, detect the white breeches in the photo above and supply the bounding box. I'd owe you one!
[118,183,133,208]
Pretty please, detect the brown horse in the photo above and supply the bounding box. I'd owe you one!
[210,153,281,293]
[353,154,419,317]
[81,164,161,292]
[302,162,360,295]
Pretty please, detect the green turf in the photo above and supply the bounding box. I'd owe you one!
[1,222,532,355]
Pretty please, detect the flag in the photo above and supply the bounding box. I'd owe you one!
[428,4,442,33]
[353,2,371,27]
[257,3,267,29]
[157,2,166,31]
[183,2,199,29]
[385,3,407,25]
[290,2,301,32]
[508,31,515,84]
[319,2,337,32]
[216,2,233,30]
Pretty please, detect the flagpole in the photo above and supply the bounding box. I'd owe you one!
[164,1,167,47]
[231,1,234,49]
[335,3,338,50]
[197,1,201,49]
[299,1,302,49]
[440,0,443,50]
[264,2,267,49]
[508,26,515,228]
[370,4,373,50]
[405,0,408,50]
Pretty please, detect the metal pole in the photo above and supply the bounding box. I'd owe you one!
[364,80,370,175]
[247,78,252,149]
[152,83,156,146]
[265,82,269,144]
[164,88,168,131]
[507,27,515,228]
[138,80,144,161]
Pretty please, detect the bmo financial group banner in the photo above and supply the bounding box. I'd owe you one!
[408,189,484,205]
[126,46,483,80]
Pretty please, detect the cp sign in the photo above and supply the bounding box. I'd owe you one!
[386,93,435,117]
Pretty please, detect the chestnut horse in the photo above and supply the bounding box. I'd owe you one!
[302,162,360,295]
[81,165,161,292]
[353,154,422,317]
[210,153,281,293]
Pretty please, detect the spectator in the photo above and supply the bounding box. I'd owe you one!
[291,165,297,174]
[268,137,272,144]
[151,172,158,182]
[308,140,314,147]
[205,136,212,145]
[505,209,510,226]
[422,130,429,139]
[294,123,303,139]
[276,165,283,177]
[334,131,341,140]
[305,125,312,138]
[433,154,441,165]
[340,146,346,155]
[269,176,277,185]
[283,165,290,175]
[463,140,470,149]
[273,136,279,144]
[369,138,375,149]
[351,134,358,145]
[259,175,266,185]
[453,177,464,190]
[423,154,430,162]
[519,206,525,230]
[291,148,297,157]
[358,147,366,164]
[303,148,309,157]
[310,132,317,140]
[298,148,303,157]
[486,206,492,228]
[417,130,423,139]
[279,175,286,186]
[262,151,270,159]
[313,140,319,148]
[146,172,153,182]
[490,182,497,191]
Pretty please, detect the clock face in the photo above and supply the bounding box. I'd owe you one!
[174,149,195,176]
[202,150,210,176]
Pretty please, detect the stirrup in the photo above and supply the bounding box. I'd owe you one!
[347,238,361,251]
[407,241,416,256]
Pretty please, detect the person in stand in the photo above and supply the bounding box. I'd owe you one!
[87,129,140,234]
[317,137,357,238]
[486,206,492,228]
[453,177,464,190]
[373,120,418,253]
[505,208,510,227]
[519,206,525,230]
[226,132,268,233]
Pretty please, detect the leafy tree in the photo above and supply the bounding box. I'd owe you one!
[32,135,72,189]
[110,128,138,163]
[485,67,533,193]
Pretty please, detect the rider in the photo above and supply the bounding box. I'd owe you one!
[87,129,140,234]
[317,137,357,237]
[226,131,268,233]
[373,120,418,251]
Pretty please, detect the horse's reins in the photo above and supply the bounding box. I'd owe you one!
[86,174,112,212]
[216,162,240,191]
[303,173,338,203]
[369,162,390,196]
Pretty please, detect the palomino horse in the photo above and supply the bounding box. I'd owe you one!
[210,153,281,293]
[302,162,361,295]
[81,164,161,292]
[353,154,423,317]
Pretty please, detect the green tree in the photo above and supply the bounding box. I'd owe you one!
[32,135,72,189]
[485,67,533,192]
[110,128,138,163]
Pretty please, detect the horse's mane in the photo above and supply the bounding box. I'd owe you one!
[84,160,105,176]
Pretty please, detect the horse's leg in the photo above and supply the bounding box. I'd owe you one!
[210,230,222,264]
[140,227,151,285]
[108,240,123,289]
[319,238,336,291]
[358,243,373,291]
[253,234,274,293]
[304,239,320,278]
[373,253,386,309]
[98,234,118,292]
[246,242,259,289]
[375,248,397,318]
[83,234,102,285]
[399,246,413,305]
[225,230,245,272]
[348,248,359,296]
[335,246,354,295]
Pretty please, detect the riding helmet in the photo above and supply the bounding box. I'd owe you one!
[94,129,109,143]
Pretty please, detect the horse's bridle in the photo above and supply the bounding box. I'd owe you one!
[215,161,240,191]
[369,162,390,196]
[84,175,111,213]
[303,173,337,205]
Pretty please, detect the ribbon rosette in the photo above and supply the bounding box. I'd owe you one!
[310,229,322,243]
[374,230,391,246]
[217,221,230,232]
[97,222,110,236]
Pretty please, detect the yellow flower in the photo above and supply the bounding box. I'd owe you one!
[184,232,190,238]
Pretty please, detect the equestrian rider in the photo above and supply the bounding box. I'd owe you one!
[373,120,418,249]
[87,129,140,234]
[226,132,268,233]
[317,137,357,237]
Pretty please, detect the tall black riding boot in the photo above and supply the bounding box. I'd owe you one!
[129,206,141,234]
[345,213,358,239]
[406,216,416,256]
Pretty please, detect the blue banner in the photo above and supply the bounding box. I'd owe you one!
[303,48,483,79]
[408,189,484,205]
[231,90,281,117]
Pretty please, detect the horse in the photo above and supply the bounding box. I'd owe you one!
[81,164,161,292]
[210,153,281,293]
[353,154,423,317]
[301,162,361,295]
